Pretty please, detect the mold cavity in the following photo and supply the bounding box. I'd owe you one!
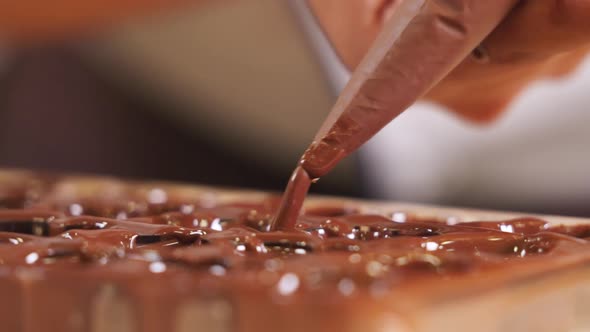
[0,220,48,236]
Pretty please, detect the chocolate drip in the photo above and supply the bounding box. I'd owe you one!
[273,0,520,233]
[271,166,312,230]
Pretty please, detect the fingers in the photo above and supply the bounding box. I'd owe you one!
[481,0,590,64]
[425,1,590,123]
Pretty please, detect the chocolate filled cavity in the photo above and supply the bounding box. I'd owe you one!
[0,170,588,331]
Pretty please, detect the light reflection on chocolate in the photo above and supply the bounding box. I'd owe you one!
[0,171,588,331]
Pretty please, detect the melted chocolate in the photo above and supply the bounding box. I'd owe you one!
[273,0,520,230]
[0,170,589,331]
[271,166,311,231]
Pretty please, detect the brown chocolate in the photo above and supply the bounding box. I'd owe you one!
[271,166,312,231]
[272,0,520,230]
[0,170,589,331]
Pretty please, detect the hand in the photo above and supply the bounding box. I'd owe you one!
[309,0,590,122]
[426,0,590,122]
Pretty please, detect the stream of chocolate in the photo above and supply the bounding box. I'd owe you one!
[271,0,519,230]
[269,166,311,231]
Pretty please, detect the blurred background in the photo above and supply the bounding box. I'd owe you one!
[0,1,359,195]
[1,1,590,216]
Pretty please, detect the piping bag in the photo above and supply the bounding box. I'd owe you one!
[271,0,518,230]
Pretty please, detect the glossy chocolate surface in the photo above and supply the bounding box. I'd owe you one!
[0,170,589,331]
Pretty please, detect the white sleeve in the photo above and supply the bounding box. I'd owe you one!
[360,56,590,212]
